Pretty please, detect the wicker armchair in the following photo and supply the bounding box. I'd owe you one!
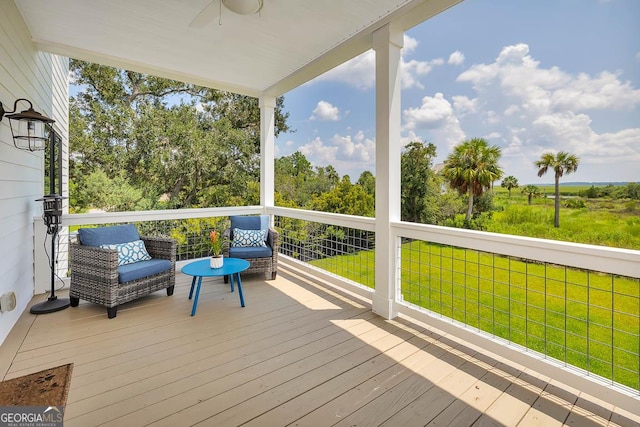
[69,224,176,318]
[223,215,279,280]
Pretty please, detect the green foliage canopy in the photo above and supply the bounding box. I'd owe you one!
[442,138,503,222]
[69,60,291,211]
[521,184,541,205]
[535,151,579,227]
[501,175,519,197]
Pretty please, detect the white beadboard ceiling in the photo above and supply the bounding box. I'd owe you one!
[14,0,461,97]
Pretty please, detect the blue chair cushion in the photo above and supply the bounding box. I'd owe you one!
[230,215,269,242]
[229,246,273,259]
[79,224,141,247]
[118,259,172,283]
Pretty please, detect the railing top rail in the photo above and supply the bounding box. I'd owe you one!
[267,206,376,231]
[51,206,638,277]
[393,220,640,278]
[59,206,264,226]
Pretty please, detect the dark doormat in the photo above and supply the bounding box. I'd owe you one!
[0,363,73,406]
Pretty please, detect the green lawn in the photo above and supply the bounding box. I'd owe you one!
[310,241,640,390]
[487,193,640,250]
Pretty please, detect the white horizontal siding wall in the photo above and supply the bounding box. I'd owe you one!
[0,0,69,345]
[34,49,69,294]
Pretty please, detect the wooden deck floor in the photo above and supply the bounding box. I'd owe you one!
[1,262,639,427]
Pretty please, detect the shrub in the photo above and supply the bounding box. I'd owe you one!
[624,201,638,212]
[565,199,586,209]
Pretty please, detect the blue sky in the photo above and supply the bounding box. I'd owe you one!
[275,0,640,185]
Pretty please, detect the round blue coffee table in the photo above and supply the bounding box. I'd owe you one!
[181,258,250,316]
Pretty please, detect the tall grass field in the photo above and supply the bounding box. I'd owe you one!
[309,184,640,389]
[311,242,640,390]
[490,185,640,250]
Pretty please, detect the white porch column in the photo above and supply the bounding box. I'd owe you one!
[372,24,403,319]
[260,96,276,210]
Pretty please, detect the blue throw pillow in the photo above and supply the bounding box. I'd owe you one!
[232,228,267,248]
[101,240,152,266]
[79,224,140,247]
[230,215,269,243]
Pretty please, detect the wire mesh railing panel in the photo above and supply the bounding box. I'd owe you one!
[67,217,230,262]
[400,239,640,393]
[274,215,375,288]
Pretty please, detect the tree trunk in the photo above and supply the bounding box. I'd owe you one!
[554,175,560,228]
[528,194,532,205]
[465,190,474,222]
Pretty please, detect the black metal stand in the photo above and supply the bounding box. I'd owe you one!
[30,128,69,314]
[30,197,70,314]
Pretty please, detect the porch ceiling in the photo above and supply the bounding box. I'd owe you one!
[14,0,461,97]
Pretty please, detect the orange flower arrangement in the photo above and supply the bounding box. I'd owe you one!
[209,230,224,257]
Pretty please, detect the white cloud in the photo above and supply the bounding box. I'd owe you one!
[400,130,424,147]
[452,95,477,116]
[484,110,500,125]
[458,44,640,114]
[311,35,443,90]
[395,43,640,181]
[276,139,302,158]
[504,105,520,116]
[403,35,419,53]
[310,100,341,121]
[298,137,339,164]
[403,93,454,130]
[332,132,375,162]
[402,58,443,89]
[317,50,376,90]
[448,51,465,66]
[297,131,376,177]
[449,43,640,175]
[403,93,466,148]
[532,112,640,162]
[485,131,502,139]
[551,71,640,110]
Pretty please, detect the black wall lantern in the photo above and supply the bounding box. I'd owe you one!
[1,98,69,314]
[0,98,55,151]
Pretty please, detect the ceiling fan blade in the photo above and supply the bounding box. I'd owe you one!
[189,0,219,28]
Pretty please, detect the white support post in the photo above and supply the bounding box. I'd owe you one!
[260,96,276,215]
[372,24,403,319]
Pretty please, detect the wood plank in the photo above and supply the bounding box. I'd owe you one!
[139,316,391,427]
[67,312,378,426]
[241,327,435,426]
[517,381,578,427]
[67,299,366,403]
[1,263,638,427]
[332,340,480,426]
[64,305,373,425]
[379,350,501,426]
[472,369,547,426]
[428,360,546,426]
[198,318,424,426]
[427,364,514,426]
[67,279,353,384]
[11,273,353,375]
[293,328,453,426]
[9,292,272,375]
[609,406,640,427]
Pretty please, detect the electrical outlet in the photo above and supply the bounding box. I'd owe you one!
[0,292,16,312]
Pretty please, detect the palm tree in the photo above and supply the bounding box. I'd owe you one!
[501,175,519,198]
[442,138,503,222]
[534,151,579,227]
[521,184,541,205]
